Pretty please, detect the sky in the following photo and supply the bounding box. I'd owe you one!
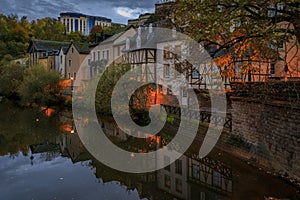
[1,0,156,24]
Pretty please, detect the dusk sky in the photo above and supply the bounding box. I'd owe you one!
[1,0,156,24]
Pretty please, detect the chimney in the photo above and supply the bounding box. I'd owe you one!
[137,26,142,48]
[136,35,141,48]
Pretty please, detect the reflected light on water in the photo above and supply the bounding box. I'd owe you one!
[41,107,55,117]
[60,124,72,132]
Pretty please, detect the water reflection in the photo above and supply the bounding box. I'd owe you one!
[0,104,299,200]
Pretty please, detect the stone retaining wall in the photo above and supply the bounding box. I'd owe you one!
[230,82,300,181]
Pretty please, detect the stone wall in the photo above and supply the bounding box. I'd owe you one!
[230,82,300,181]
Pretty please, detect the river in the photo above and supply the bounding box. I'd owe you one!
[0,102,299,200]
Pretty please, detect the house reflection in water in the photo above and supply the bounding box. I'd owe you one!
[157,152,232,200]
[57,128,91,163]
[53,116,233,200]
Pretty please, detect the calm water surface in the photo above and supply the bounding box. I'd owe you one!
[0,102,299,200]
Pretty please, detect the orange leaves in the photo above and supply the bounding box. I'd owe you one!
[59,79,71,88]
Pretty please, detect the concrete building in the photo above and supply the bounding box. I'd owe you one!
[59,12,112,35]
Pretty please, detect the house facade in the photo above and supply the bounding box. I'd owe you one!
[27,40,70,70]
[122,26,214,108]
[65,42,91,85]
[87,27,136,79]
[57,47,69,77]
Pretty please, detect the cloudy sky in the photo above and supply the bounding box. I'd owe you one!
[1,0,156,24]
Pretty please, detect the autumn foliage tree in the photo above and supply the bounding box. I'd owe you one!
[173,0,300,79]
[0,14,88,62]
[19,65,65,107]
[88,25,103,43]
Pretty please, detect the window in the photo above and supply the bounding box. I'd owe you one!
[270,61,275,76]
[68,73,70,79]
[98,51,100,60]
[182,87,187,97]
[175,45,181,59]
[192,66,199,78]
[117,46,121,56]
[164,155,170,171]
[93,52,96,61]
[74,73,76,80]
[42,52,48,57]
[71,19,73,32]
[68,60,71,67]
[164,64,170,78]
[192,164,200,179]
[163,47,171,59]
[164,175,171,188]
[175,159,182,174]
[158,85,163,94]
[60,55,63,64]
[175,178,182,193]
[88,59,91,65]
[102,51,105,59]
[71,47,74,53]
[167,85,172,95]
[106,50,109,60]
[213,171,222,188]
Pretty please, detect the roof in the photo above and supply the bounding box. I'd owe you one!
[100,32,125,45]
[123,27,186,52]
[66,42,91,54]
[96,26,136,46]
[27,40,70,53]
[61,46,69,54]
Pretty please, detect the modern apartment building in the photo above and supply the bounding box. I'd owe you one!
[59,12,112,35]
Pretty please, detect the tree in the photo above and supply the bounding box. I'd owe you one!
[19,65,64,107]
[173,0,300,78]
[0,14,30,61]
[31,17,67,41]
[88,25,103,43]
[102,24,128,36]
[95,63,131,115]
[0,56,25,98]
